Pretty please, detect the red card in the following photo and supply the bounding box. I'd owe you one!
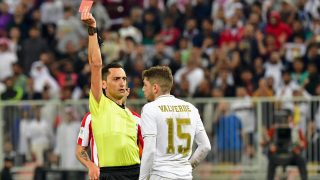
[78,0,93,13]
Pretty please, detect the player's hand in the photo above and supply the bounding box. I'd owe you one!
[81,12,96,28]
[88,163,100,180]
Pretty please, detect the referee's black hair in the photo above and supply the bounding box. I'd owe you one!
[101,62,123,80]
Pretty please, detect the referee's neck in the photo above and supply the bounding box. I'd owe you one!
[105,95,125,109]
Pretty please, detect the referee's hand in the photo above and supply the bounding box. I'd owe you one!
[81,11,96,28]
[88,163,100,180]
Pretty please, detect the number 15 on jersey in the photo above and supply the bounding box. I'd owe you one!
[166,118,191,157]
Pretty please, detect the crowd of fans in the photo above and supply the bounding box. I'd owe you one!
[1,0,320,174]
[0,0,319,100]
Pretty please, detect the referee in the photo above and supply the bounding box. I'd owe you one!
[80,11,140,180]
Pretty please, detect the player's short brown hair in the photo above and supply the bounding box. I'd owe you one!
[142,66,173,93]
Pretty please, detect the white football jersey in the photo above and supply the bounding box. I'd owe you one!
[141,95,205,179]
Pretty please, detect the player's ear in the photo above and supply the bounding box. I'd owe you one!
[153,83,159,94]
[102,80,107,89]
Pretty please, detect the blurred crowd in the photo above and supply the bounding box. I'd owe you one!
[0,0,319,101]
[1,0,320,172]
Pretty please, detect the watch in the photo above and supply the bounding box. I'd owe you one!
[88,26,97,36]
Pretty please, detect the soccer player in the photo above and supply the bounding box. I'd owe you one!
[81,12,140,179]
[76,89,144,180]
[139,66,211,180]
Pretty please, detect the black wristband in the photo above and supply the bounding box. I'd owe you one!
[88,26,97,36]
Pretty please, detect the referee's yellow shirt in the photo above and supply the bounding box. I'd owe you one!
[89,91,140,167]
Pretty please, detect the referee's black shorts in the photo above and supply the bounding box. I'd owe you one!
[99,164,140,180]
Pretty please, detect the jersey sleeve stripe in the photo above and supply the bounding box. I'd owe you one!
[81,112,91,127]
[130,110,141,118]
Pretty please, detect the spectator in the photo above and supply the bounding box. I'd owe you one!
[166,2,185,31]
[56,5,85,54]
[193,18,219,48]
[28,106,53,166]
[0,37,17,81]
[192,0,211,27]
[253,78,274,97]
[214,68,235,97]
[141,10,161,44]
[12,63,27,93]
[30,51,59,96]
[193,79,211,98]
[182,17,199,41]
[219,14,244,47]
[291,58,308,86]
[119,16,142,44]
[264,51,284,89]
[0,2,12,30]
[285,34,307,64]
[1,157,14,180]
[130,6,143,30]
[100,30,122,64]
[158,15,181,46]
[295,0,313,29]
[252,57,265,87]
[231,87,255,159]
[8,26,22,54]
[54,106,82,169]
[238,24,259,66]
[305,43,320,71]
[174,53,204,96]
[305,63,320,95]
[40,0,63,25]
[279,0,296,25]
[276,70,300,110]
[20,26,48,74]
[55,61,78,89]
[265,11,292,48]
[238,69,255,95]
[262,109,307,180]
[213,101,243,164]
[91,0,111,31]
[1,76,23,100]
[149,38,171,67]
[18,108,32,162]
[7,3,29,40]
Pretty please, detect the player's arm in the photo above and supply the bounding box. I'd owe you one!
[189,108,211,168]
[139,136,156,180]
[81,12,103,103]
[139,105,157,180]
[76,145,100,180]
[189,131,211,168]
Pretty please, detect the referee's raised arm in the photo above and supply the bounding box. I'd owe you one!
[81,11,102,103]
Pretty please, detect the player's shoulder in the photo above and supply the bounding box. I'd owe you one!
[129,109,141,118]
[142,101,157,111]
[141,100,162,115]
[81,112,92,124]
[174,97,198,110]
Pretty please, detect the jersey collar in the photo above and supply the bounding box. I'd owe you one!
[156,94,173,100]
[105,95,125,109]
